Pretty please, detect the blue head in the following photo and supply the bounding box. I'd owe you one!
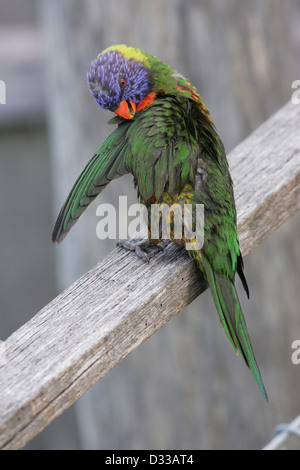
[87,45,154,118]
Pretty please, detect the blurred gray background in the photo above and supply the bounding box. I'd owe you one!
[0,0,299,450]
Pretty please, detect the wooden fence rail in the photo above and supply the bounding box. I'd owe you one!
[0,101,299,450]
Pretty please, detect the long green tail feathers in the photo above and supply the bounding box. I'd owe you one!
[201,253,268,400]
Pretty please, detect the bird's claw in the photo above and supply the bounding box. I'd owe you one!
[117,239,170,263]
[117,239,150,262]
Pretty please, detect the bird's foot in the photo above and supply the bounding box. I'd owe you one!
[117,239,169,263]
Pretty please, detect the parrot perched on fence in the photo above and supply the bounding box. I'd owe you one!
[52,45,267,400]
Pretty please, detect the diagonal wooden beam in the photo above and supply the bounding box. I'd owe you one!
[0,101,299,449]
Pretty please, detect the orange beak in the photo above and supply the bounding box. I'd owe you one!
[114,100,136,119]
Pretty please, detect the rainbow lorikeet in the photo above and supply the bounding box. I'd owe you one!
[52,45,267,399]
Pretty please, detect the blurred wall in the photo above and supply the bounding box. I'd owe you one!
[0,0,80,449]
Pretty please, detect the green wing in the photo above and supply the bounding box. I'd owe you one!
[53,96,202,243]
[52,121,131,242]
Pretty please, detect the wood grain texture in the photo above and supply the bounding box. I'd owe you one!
[0,100,299,449]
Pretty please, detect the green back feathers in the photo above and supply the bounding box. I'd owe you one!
[126,95,201,200]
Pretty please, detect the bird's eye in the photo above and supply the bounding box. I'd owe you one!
[119,77,126,88]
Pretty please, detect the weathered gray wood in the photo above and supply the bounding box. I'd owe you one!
[232,101,300,255]
[0,100,299,450]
